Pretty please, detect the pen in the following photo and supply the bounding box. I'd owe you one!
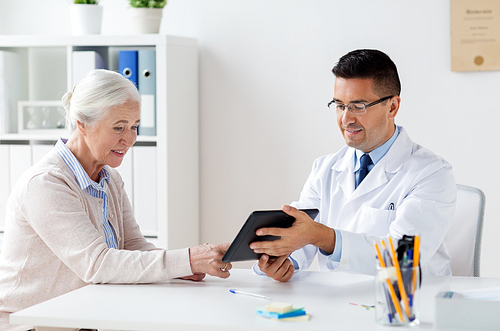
[229,289,271,300]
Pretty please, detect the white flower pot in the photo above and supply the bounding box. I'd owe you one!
[129,8,163,34]
[70,4,103,36]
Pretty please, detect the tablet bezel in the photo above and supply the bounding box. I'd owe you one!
[222,208,319,263]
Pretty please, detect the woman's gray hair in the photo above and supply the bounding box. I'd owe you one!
[61,69,141,132]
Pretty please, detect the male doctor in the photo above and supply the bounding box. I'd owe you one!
[250,49,456,282]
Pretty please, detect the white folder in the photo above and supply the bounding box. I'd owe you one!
[72,51,105,87]
[32,144,54,165]
[9,145,32,190]
[0,50,28,134]
[0,144,10,232]
[138,50,156,136]
[115,148,134,208]
[132,145,157,235]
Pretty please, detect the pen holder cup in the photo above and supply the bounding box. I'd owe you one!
[375,265,420,326]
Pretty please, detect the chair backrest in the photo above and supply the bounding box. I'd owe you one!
[446,184,485,277]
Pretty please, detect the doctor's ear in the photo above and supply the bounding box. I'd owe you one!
[388,96,401,119]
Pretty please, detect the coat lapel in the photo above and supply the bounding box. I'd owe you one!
[333,148,356,198]
[335,127,414,202]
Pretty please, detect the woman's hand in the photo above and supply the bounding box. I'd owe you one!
[179,273,207,281]
[188,243,232,279]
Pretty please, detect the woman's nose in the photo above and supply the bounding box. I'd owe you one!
[121,129,137,147]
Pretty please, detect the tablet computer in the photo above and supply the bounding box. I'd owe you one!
[222,208,319,262]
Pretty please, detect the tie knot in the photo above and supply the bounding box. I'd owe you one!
[359,154,372,169]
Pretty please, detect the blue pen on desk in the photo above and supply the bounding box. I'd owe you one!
[229,289,271,300]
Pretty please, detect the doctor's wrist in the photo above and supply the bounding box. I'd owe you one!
[312,223,336,255]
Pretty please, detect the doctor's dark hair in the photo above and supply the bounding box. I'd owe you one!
[332,49,401,97]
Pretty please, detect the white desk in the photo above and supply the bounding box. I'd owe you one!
[10,269,500,330]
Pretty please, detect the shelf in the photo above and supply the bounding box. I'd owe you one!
[0,134,157,143]
[0,34,199,250]
[0,34,197,48]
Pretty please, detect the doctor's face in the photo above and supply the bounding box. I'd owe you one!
[334,78,400,153]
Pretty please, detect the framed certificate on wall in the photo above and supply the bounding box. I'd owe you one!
[451,0,500,71]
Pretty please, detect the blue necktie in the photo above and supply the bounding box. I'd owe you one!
[356,154,372,188]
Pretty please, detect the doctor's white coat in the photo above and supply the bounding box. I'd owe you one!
[290,127,456,276]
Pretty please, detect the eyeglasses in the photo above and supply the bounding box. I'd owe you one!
[327,95,394,115]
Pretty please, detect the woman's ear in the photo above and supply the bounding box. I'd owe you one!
[76,120,86,135]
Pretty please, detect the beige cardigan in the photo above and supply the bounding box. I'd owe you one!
[0,147,192,330]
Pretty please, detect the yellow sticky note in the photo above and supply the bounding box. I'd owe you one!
[266,302,293,314]
[277,314,311,322]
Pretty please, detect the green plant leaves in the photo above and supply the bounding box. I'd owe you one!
[74,0,99,4]
[129,0,167,8]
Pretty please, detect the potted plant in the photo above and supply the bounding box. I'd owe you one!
[69,0,103,35]
[129,0,167,34]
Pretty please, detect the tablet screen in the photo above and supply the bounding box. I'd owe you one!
[222,208,319,262]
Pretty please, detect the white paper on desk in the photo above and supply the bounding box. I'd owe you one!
[452,287,500,301]
[435,288,500,330]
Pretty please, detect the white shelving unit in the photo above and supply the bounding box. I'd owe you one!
[0,34,199,250]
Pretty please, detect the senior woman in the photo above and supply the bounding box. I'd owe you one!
[0,69,231,331]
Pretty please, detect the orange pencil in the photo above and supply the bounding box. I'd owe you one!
[412,235,420,293]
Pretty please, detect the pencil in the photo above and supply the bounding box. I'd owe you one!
[389,238,411,319]
[412,235,420,293]
[374,241,404,323]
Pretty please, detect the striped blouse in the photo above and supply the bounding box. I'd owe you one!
[55,138,118,249]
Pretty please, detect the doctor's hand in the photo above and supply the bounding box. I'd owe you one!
[257,254,294,282]
[188,243,232,280]
[250,205,336,257]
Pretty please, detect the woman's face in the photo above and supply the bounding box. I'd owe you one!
[82,100,141,170]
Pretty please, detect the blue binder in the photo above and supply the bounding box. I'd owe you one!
[118,50,138,88]
[138,50,156,136]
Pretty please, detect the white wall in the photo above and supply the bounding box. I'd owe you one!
[1,0,499,276]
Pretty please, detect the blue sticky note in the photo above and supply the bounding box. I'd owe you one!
[256,307,306,319]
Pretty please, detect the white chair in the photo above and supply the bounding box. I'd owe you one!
[446,184,485,277]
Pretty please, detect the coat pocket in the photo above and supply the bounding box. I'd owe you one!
[356,206,396,236]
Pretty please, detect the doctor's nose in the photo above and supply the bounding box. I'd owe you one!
[340,108,357,125]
